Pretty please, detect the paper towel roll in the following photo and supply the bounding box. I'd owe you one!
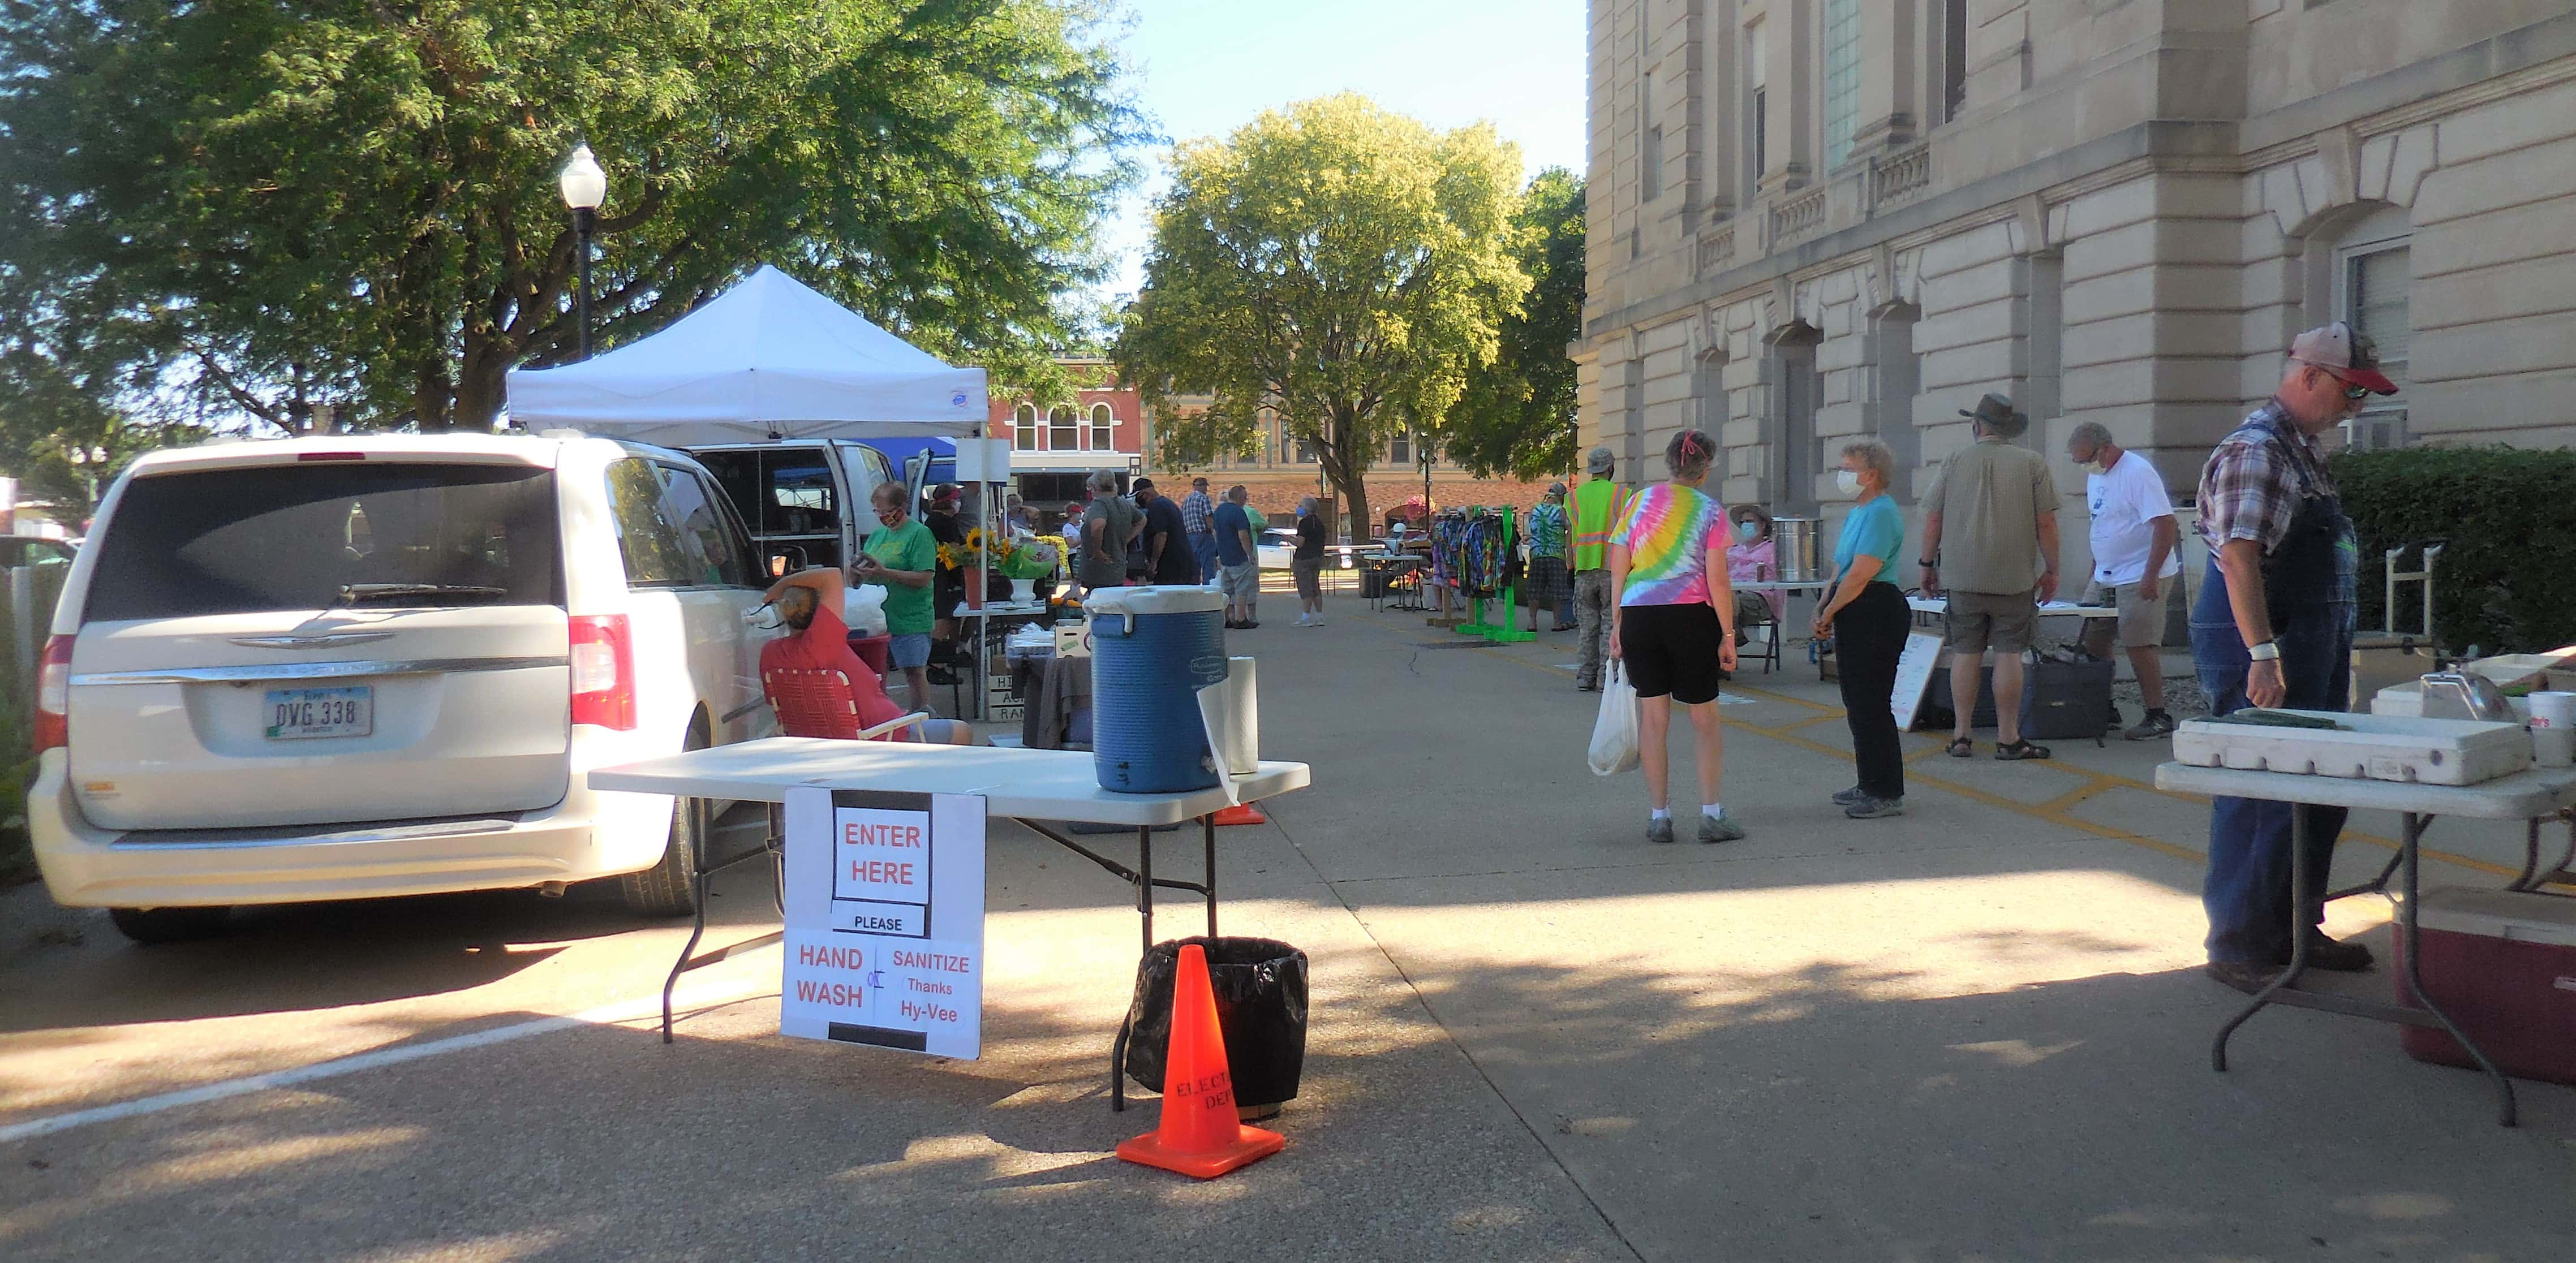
[1197,657,1259,789]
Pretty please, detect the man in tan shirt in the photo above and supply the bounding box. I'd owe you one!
[1919,393,2062,760]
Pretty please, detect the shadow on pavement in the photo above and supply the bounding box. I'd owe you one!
[2,944,2568,1262]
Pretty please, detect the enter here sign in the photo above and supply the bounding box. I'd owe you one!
[780,788,986,1059]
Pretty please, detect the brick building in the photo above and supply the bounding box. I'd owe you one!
[1138,394,1556,530]
[1581,1,2576,579]
[986,358,1143,524]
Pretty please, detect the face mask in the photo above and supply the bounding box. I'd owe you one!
[1735,520,1760,543]
[1834,469,1863,497]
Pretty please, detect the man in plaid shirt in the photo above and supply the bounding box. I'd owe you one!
[2190,321,2396,994]
[1181,476,1218,585]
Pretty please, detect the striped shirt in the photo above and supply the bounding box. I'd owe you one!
[1613,483,1729,607]
[2196,399,2334,557]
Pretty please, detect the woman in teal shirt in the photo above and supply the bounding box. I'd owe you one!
[1813,439,1910,819]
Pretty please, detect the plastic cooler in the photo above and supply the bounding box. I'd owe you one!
[846,633,891,676]
[2393,887,2576,1085]
[1084,585,1230,793]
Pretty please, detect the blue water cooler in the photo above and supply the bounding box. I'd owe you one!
[1085,585,1231,792]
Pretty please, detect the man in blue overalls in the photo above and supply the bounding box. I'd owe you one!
[2191,322,2397,993]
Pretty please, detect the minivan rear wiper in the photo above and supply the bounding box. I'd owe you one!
[334,583,509,607]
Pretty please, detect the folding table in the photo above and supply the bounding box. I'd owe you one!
[2151,761,2576,1126]
[589,738,1312,1044]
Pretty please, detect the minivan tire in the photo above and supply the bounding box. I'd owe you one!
[618,718,709,918]
[108,906,232,945]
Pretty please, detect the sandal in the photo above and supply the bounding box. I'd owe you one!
[1946,738,1974,758]
[1995,739,2053,761]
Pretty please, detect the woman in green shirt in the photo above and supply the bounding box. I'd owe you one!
[855,481,939,713]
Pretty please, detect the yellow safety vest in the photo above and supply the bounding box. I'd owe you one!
[1570,479,1629,572]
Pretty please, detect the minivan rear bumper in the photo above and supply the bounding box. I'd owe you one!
[27,745,679,908]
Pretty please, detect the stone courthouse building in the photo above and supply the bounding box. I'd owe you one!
[1577,1,2576,571]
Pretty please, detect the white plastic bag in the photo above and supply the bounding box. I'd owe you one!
[842,585,889,636]
[1588,661,1641,776]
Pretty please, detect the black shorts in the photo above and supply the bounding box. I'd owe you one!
[1619,601,1724,704]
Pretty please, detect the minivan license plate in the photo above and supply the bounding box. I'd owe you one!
[265,686,373,740]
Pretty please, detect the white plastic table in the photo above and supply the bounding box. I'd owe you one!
[2152,761,2576,1125]
[591,739,1313,1042]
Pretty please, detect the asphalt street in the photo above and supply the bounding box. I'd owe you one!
[3,583,2570,1261]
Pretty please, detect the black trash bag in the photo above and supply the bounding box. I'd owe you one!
[1118,936,1308,1110]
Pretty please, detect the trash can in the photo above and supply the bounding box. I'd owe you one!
[1116,936,1308,1117]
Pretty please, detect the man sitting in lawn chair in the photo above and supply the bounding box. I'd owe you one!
[760,568,977,745]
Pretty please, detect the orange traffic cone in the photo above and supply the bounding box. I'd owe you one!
[1116,943,1285,1179]
[1211,801,1267,826]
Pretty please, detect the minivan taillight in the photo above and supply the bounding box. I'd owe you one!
[33,634,73,754]
[568,614,636,730]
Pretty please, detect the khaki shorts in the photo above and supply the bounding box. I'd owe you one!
[1219,561,1261,602]
[1945,589,2038,654]
[1291,557,1323,599]
[2081,578,2171,649]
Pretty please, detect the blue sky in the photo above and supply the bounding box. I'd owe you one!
[1093,0,1588,305]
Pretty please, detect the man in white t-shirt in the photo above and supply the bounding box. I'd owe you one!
[2068,421,2182,739]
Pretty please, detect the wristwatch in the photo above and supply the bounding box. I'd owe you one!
[2247,641,2281,662]
[1917,559,1937,568]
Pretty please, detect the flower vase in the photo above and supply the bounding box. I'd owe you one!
[1010,578,1036,605]
[964,580,983,611]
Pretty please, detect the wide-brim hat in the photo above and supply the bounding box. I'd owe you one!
[1958,393,2029,437]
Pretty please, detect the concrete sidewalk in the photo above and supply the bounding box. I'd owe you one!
[2,585,2568,1262]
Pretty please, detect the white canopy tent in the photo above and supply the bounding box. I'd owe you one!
[503,264,989,443]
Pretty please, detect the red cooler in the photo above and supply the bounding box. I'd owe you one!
[2394,887,2576,1085]
[848,633,891,676]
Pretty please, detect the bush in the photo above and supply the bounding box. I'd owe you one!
[2332,445,2576,655]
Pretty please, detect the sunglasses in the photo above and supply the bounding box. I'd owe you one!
[2311,366,2371,402]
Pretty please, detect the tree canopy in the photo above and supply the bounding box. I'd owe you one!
[1440,167,1584,482]
[0,0,1143,442]
[1114,93,1527,537]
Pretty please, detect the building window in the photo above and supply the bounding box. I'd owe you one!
[1744,18,1767,198]
[1641,71,1663,203]
[1089,403,1115,451]
[1295,436,1317,464]
[1943,0,1969,123]
[1048,406,1077,452]
[2340,231,2412,450]
[1822,0,1861,170]
[1391,430,1410,464]
[1013,403,1039,451]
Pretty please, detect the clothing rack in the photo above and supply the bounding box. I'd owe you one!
[1444,507,1533,644]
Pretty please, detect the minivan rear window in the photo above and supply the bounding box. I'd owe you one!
[84,463,564,622]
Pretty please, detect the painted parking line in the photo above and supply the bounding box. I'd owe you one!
[0,974,782,1146]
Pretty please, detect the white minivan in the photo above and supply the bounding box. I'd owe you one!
[28,434,779,942]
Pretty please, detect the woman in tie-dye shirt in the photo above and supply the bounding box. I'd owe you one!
[1607,429,1746,846]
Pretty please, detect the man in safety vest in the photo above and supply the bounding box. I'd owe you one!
[1568,445,1630,692]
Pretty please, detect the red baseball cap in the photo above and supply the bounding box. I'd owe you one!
[2290,321,2398,395]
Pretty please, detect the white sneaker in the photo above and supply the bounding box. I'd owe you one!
[1292,613,1311,626]
[1308,615,1327,627]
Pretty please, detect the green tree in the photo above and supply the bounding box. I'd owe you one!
[1115,93,1528,538]
[0,0,1142,434]
[1442,167,1584,481]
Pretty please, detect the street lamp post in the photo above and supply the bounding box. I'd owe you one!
[557,144,608,361]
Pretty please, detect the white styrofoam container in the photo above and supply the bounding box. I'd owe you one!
[2173,709,2532,785]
